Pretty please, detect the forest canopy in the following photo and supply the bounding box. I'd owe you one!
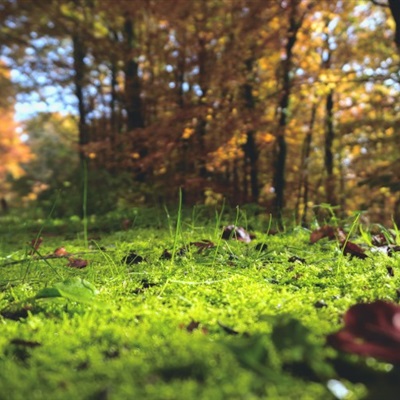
[0,0,399,223]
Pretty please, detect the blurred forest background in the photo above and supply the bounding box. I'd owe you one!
[1,0,400,224]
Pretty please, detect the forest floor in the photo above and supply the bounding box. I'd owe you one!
[0,206,399,400]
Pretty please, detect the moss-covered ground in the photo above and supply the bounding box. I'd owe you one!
[1,206,399,399]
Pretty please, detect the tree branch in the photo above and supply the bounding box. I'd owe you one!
[370,0,389,7]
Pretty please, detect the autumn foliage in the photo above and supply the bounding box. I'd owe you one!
[0,0,399,221]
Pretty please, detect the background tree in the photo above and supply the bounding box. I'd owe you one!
[0,0,399,223]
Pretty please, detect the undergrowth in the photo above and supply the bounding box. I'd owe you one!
[0,205,399,399]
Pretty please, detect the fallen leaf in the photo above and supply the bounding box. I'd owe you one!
[342,241,368,259]
[222,225,252,243]
[310,226,346,244]
[36,277,98,304]
[28,237,43,254]
[190,240,215,252]
[53,247,69,257]
[66,258,89,268]
[327,300,400,365]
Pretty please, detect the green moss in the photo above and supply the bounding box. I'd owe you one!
[1,207,399,399]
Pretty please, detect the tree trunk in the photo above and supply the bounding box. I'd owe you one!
[324,89,337,206]
[295,102,317,225]
[273,0,303,220]
[72,32,88,150]
[388,0,400,50]
[124,17,144,130]
[196,34,208,182]
[242,58,259,203]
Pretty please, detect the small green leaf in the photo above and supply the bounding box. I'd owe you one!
[35,287,62,299]
[36,277,98,304]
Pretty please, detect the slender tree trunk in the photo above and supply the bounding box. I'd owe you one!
[72,29,89,219]
[72,33,88,151]
[273,0,303,220]
[124,18,144,130]
[176,32,186,109]
[295,102,317,225]
[196,36,208,182]
[388,0,400,50]
[242,58,259,203]
[324,89,337,206]
[109,31,119,136]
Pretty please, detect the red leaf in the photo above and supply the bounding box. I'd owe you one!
[53,247,69,257]
[327,300,400,364]
[28,237,43,254]
[342,241,368,259]
[66,258,88,269]
[310,226,345,243]
[190,240,215,252]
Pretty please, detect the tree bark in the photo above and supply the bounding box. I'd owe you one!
[388,0,400,50]
[242,58,259,203]
[295,102,317,225]
[72,32,88,150]
[273,0,303,219]
[324,89,337,206]
[196,35,209,182]
[124,17,144,130]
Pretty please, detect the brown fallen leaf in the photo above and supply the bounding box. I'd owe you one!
[341,241,368,259]
[66,258,89,268]
[327,300,400,365]
[53,247,69,257]
[28,237,43,254]
[190,240,215,252]
[310,226,346,244]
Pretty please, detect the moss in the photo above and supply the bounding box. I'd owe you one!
[0,207,399,399]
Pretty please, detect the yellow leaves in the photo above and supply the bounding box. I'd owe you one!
[207,132,246,171]
[379,186,390,197]
[154,166,167,176]
[131,152,140,159]
[258,57,270,71]
[182,127,195,139]
[260,132,275,144]
[385,127,394,137]
[0,109,32,181]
